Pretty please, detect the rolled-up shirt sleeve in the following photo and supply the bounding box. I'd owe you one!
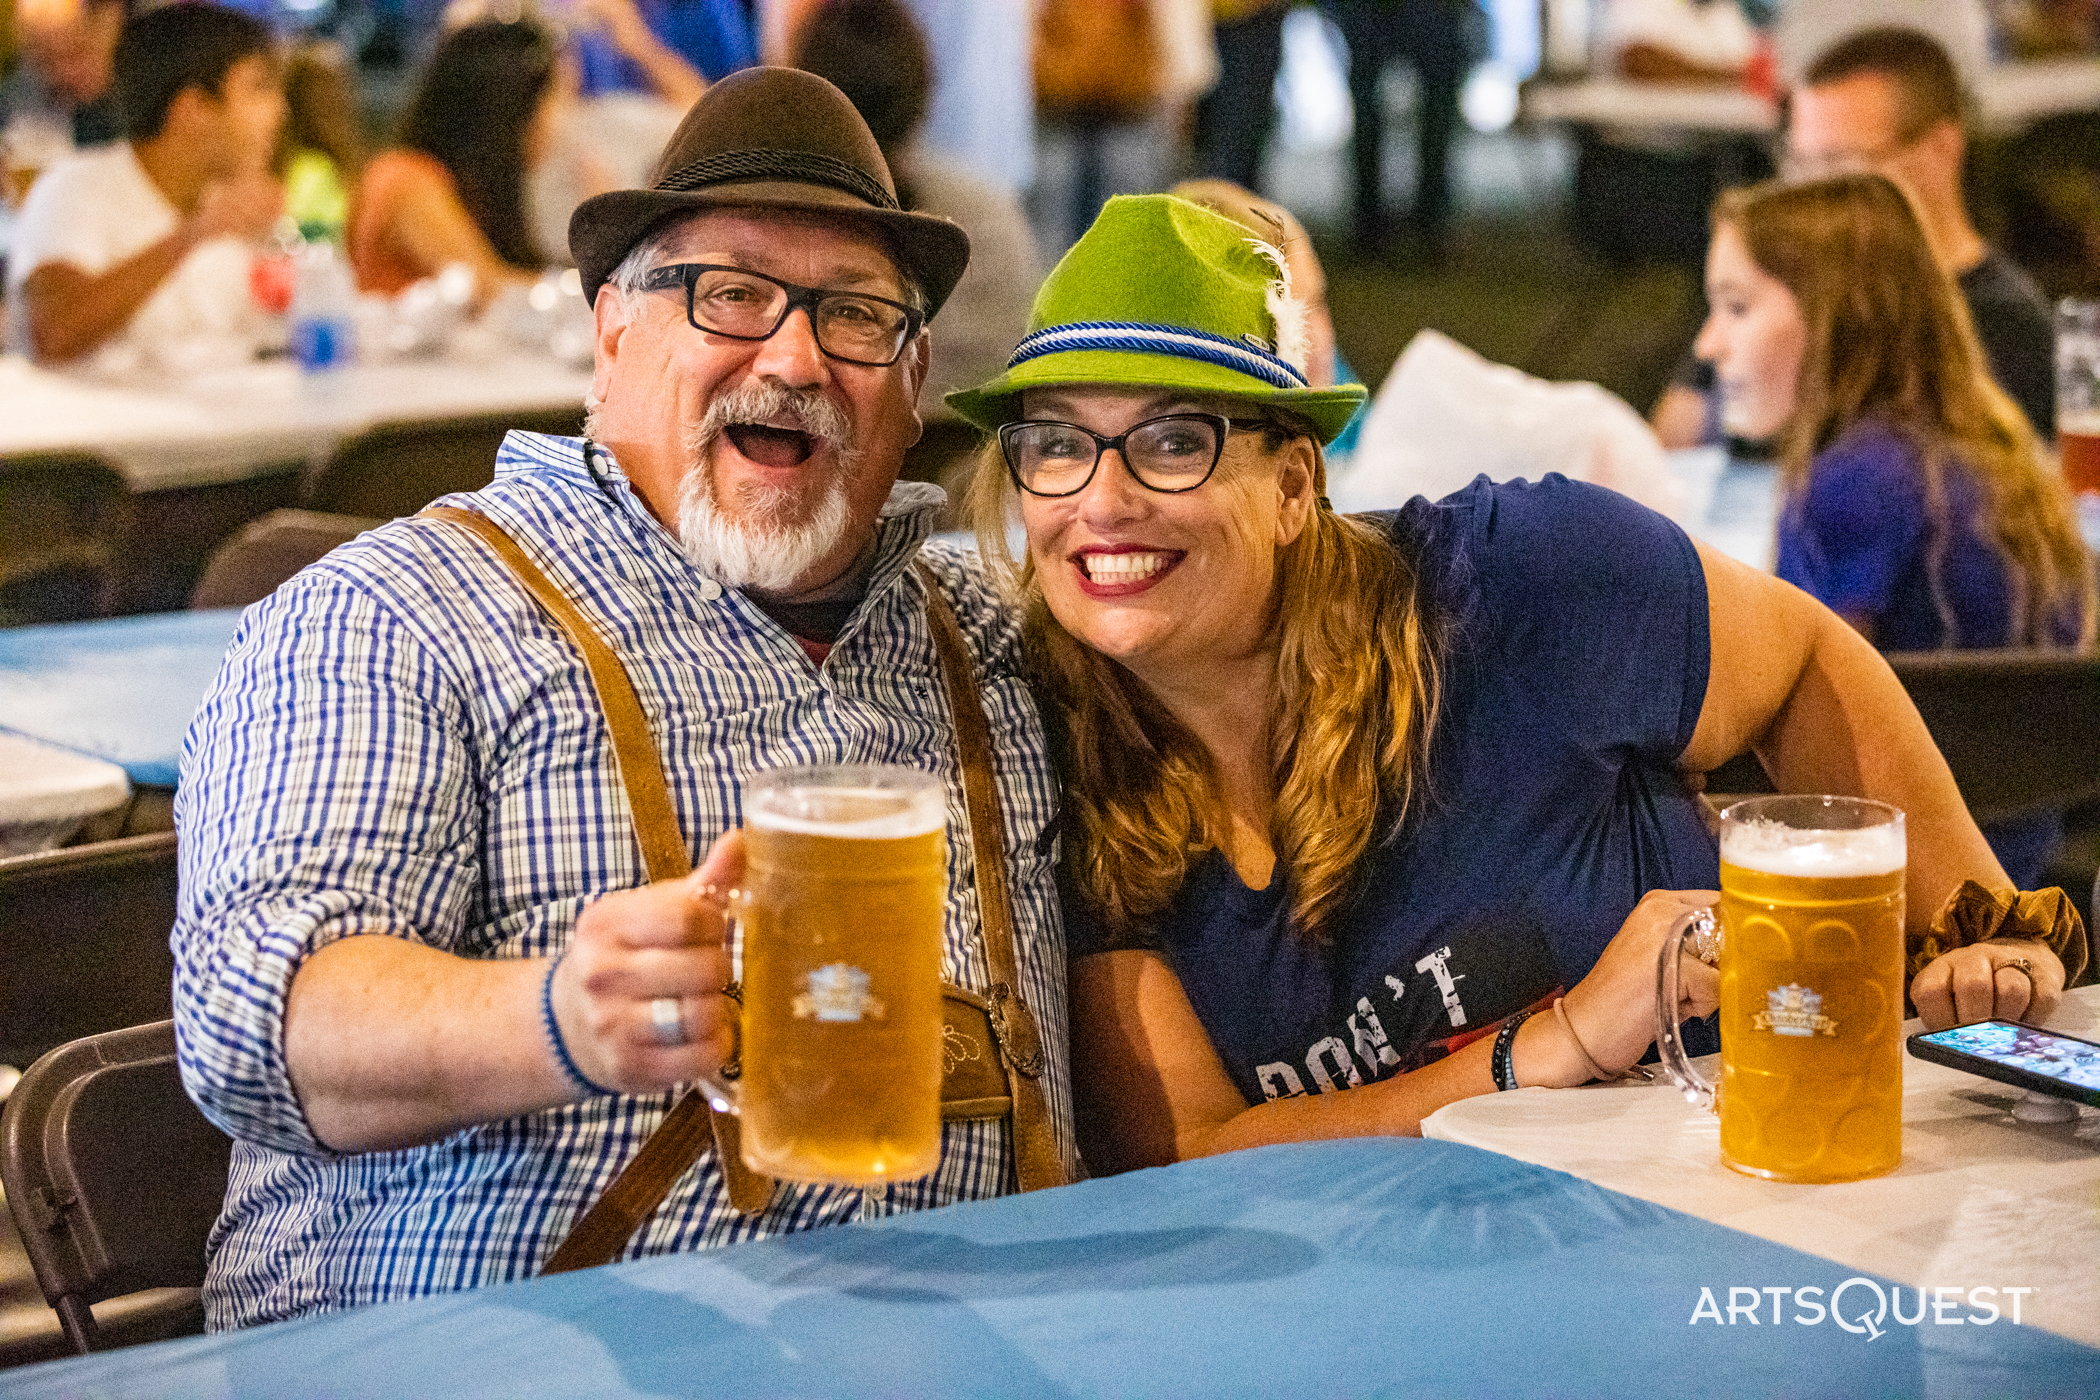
[172,571,481,1157]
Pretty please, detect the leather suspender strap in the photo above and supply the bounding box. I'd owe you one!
[911,561,1066,1193]
[418,508,774,1275]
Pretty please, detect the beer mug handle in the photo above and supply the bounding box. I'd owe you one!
[1655,905,1718,1111]
[693,886,749,1115]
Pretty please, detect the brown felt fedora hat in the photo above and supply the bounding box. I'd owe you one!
[569,67,970,316]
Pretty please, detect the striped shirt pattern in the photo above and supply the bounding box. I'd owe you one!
[173,432,1073,1329]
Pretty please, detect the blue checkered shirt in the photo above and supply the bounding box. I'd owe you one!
[173,432,1074,1330]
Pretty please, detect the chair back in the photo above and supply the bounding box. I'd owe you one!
[0,453,130,625]
[188,508,381,610]
[1884,650,2100,825]
[0,1021,229,1353]
[302,409,585,519]
[0,833,178,1072]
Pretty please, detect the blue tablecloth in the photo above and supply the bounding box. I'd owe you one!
[9,1140,2095,1397]
[0,610,241,789]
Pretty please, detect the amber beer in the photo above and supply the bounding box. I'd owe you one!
[1715,797,1905,1183]
[2061,411,2100,497]
[735,766,946,1184]
[2061,300,2100,494]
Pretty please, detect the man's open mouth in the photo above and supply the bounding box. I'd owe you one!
[724,423,816,467]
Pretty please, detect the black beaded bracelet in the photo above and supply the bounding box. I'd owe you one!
[1491,1009,1536,1092]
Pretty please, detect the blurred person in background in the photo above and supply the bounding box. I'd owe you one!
[354,6,706,305]
[0,0,126,153]
[1196,1,1291,196]
[1324,0,1481,261]
[1697,172,2094,884]
[1654,26,2056,450]
[5,2,284,373]
[1032,0,1216,254]
[278,40,365,245]
[570,0,754,94]
[350,19,559,304]
[792,0,1039,419]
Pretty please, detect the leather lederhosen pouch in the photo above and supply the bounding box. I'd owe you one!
[419,508,1064,1274]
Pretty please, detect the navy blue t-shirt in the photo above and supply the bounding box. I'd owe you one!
[1065,476,1722,1106]
[1775,420,2041,652]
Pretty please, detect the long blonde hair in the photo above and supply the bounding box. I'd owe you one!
[1718,174,2095,648]
[967,415,1444,944]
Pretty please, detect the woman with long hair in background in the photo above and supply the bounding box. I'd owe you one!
[1697,172,2095,882]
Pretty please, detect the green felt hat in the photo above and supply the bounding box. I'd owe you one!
[945,194,1366,443]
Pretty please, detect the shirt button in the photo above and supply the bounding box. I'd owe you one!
[698,579,723,602]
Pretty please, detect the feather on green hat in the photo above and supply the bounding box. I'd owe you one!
[945,194,1367,443]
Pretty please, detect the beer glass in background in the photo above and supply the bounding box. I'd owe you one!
[2059,298,2100,496]
[730,764,947,1184]
[1657,795,1906,1184]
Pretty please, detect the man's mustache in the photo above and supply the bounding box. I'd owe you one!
[684,383,855,464]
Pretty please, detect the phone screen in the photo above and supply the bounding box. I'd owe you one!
[1913,1021,2100,1095]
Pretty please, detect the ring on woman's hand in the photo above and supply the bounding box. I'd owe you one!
[648,996,690,1048]
[2000,956,2035,988]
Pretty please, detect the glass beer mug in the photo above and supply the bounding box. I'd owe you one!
[1656,795,1906,1183]
[695,765,948,1185]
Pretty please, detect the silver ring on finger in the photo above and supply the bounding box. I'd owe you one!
[648,995,691,1048]
[2000,956,2035,990]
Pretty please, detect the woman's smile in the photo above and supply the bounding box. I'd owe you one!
[1074,545,1186,595]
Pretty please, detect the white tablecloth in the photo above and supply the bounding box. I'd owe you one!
[1424,985,2100,1348]
[1523,57,2100,137]
[0,732,129,855]
[0,353,592,492]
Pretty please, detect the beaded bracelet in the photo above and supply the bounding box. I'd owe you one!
[542,951,615,1098]
[1491,1009,1536,1092]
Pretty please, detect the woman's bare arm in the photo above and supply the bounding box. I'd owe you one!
[1071,891,1717,1173]
[1683,541,2059,1025]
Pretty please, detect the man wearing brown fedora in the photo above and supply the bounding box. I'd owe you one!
[172,68,1073,1328]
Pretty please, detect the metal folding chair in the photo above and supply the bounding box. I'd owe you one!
[0,1021,229,1353]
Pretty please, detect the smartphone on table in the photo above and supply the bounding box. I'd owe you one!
[1906,1019,2100,1108]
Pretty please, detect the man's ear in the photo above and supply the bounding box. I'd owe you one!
[902,329,930,447]
[903,328,931,399]
[590,288,628,405]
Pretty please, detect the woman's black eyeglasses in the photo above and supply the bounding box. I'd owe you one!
[997,413,1276,498]
[639,263,925,367]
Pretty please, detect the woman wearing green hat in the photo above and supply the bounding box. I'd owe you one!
[952,194,2062,1175]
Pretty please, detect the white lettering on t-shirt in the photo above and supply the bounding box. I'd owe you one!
[1256,1061,1307,1100]
[1414,946,1468,1027]
[1350,997,1403,1070]
[1305,1036,1363,1092]
[1384,974,1406,1002]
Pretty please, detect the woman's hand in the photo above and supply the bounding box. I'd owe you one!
[1910,938,2064,1030]
[1521,888,1720,1087]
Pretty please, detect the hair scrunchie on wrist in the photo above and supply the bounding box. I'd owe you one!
[542,951,615,1098]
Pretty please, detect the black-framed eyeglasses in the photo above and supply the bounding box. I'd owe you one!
[997,413,1275,498]
[639,262,925,367]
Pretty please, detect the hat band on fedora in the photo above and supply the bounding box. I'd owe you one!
[1007,320,1309,391]
[655,149,899,211]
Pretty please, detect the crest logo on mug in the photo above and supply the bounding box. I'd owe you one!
[793,964,886,1023]
[1756,983,1839,1038]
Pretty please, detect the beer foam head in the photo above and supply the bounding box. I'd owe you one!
[1721,817,1905,877]
[746,783,946,839]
